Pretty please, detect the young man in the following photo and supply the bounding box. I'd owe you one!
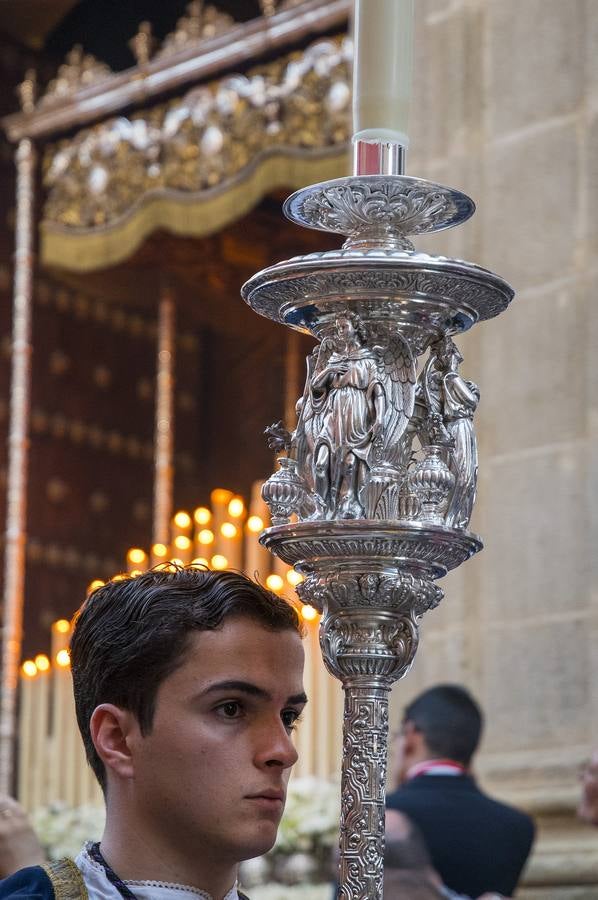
[1,567,306,900]
[386,685,534,899]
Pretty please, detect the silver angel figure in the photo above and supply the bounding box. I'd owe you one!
[294,312,415,519]
[421,337,480,528]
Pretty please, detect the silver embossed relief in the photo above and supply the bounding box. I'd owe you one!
[263,318,479,530]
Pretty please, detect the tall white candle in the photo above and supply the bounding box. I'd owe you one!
[353,0,414,145]
[50,650,71,803]
[31,657,50,809]
[244,480,272,583]
[17,662,37,810]
[297,616,315,777]
[211,489,234,559]
[314,624,332,780]
[48,621,71,803]
[63,663,78,807]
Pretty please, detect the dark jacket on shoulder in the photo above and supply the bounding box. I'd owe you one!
[0,865,252,900]
[386,774,535,898]
[0,865,56,898]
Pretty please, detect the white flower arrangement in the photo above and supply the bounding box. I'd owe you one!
[274,776,340,855]
[30,803,105,860]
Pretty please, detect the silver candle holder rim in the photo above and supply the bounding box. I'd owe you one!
[241,249,514,333]
[260,518,483,576]
[283,174,476,239]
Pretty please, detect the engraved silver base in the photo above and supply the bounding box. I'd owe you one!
[261,520,481,898]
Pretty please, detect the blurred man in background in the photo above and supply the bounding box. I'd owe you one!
[386,684,534,898]
[578,751,598,826]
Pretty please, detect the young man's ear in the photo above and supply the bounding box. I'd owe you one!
[90,704,138,781]
[402,720,424,755]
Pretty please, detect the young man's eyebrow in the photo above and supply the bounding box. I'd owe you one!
[202,680,271,699]
[288,692,308,706]
[200,681,308,706]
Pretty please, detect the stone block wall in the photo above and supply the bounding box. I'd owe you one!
[389,1,598,895]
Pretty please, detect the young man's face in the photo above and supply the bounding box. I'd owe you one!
[128,616,306,866]
[389,720,423,786]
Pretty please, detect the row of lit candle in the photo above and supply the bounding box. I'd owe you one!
[19,618,102,812]
[84,487,319,623]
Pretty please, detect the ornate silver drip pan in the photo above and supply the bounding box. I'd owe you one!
[262,519,482,582]
[283,175,475,246]
[242,249,513,337]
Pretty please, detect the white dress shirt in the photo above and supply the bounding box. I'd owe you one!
[75,844,240,900]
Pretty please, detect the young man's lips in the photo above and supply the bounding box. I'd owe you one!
[245,790,285,804]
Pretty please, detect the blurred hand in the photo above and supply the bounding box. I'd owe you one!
[0,796,46,877]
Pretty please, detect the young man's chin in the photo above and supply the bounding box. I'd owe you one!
[236,822,281,862]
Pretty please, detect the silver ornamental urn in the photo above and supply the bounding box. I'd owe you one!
[410,445,455,522]
[242,171,513,898]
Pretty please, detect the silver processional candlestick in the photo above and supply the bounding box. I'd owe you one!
[242,3,515,897]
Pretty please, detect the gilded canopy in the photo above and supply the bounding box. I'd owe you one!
[3,0,352,271]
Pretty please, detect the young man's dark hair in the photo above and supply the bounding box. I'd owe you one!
[70,566,302,790]
[402,684,483,766]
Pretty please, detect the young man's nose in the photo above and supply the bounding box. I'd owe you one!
[254,718,299,769]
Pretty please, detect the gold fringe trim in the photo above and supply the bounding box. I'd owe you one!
[41,149,349,273]
[42,858,89,899]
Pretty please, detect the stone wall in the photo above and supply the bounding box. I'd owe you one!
[389,0,598,895]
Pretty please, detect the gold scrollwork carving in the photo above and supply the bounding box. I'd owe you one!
[39,45,113,107]
[42,35,351,232]
[157,2,236,58]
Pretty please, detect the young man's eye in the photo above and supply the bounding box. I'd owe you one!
[217,701,243,719]
[282,709,302,732]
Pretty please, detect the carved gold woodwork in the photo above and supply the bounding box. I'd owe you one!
[42,35,351,232]
[20,1,332,121]
[40,45,113,107]
[129,21,156,67]
[157,2,235,58]
[17,70,36,114]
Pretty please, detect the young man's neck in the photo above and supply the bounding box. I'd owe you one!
[99,804,238,900]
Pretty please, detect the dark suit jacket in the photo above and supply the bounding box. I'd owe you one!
[0,866,55,898]
[386,774,535,898]
[0,865,251,899]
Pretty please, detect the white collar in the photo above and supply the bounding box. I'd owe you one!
[407,759,467,780]
[75,844,240,900]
